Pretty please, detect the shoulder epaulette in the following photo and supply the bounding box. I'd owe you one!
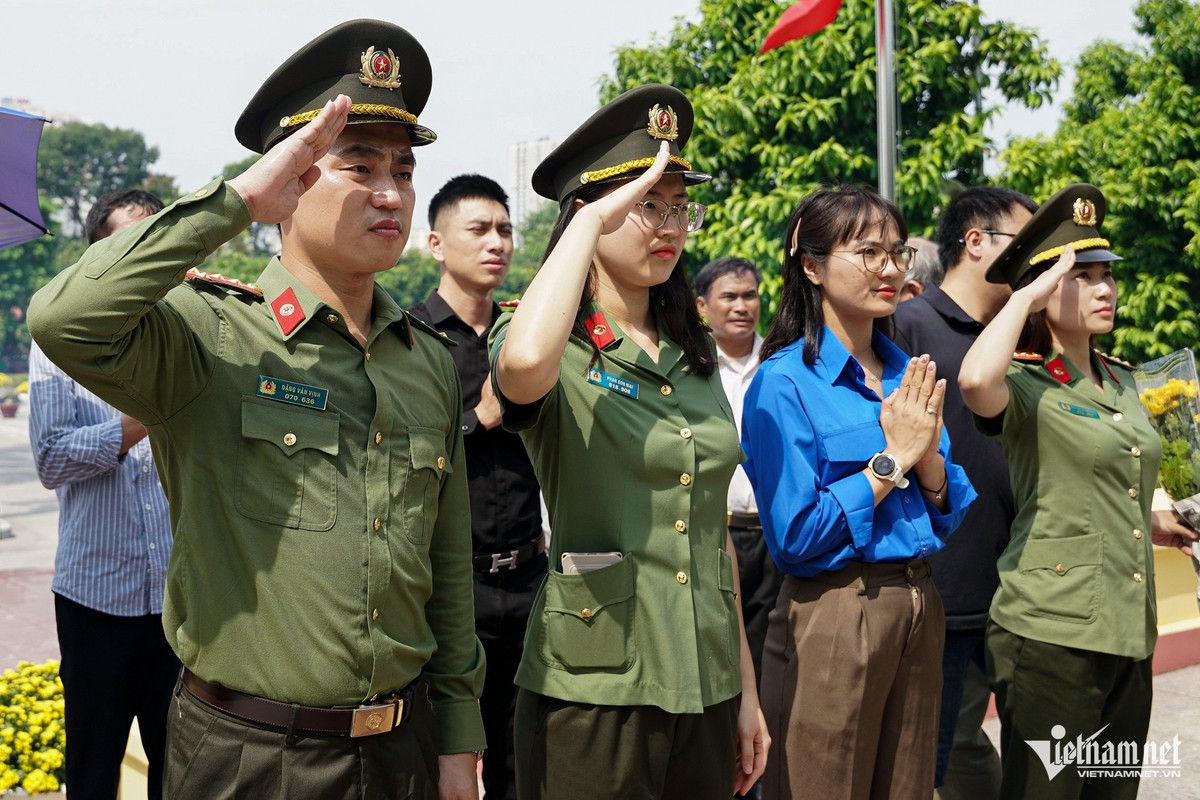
[405,311,458,348]
[498,299,520,309]
[185,269,263,297]
[1097,350,1135,371]
[1012,351,1043,362]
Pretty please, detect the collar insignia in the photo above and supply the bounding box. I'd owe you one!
[270,287,306,336]
[359,46,402,90]
[1046,356,1073,384]
[647,104,679,141]
[584,310,616,349]
[1072,197,1098,227]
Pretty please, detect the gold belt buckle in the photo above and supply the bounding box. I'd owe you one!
[349,697,402,738]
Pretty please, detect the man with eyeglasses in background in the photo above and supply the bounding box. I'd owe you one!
[891,186,1037,800]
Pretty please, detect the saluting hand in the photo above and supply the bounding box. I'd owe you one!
[577,141,672,235]
[227,95,352,224]
[880,355,946,472]
[1018,246,1077,313]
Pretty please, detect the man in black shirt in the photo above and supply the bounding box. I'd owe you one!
[409,175,544,800]
[892,186,1036,800]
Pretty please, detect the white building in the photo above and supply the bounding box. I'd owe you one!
[508,137,560,247]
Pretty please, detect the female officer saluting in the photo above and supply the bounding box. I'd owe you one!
[490,84,769,799]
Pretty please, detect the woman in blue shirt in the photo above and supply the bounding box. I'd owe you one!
[742,185,975,800]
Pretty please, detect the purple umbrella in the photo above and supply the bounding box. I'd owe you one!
[0,106,49,251]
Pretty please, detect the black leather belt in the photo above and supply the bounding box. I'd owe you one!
[727,511,762,530]
[181,669,414,738]
[473,536,546,573]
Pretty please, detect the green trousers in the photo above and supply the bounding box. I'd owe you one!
[987,621,1153,800]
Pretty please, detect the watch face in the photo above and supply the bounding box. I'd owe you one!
[872,454,896,476]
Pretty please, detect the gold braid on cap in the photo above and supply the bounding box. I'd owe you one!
[1029,237,1111,266]
[280,103,418,129]
[580,155,692,185]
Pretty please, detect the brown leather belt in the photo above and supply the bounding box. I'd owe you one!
[473,536,546,573]
[727,511,762,530]
[181,669,414,738]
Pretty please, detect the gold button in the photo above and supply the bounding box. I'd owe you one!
[1133,528,1143,540]
[674,520,687,533]
[375,431,383,445]
[1054,563,1066,575]
[660,385,672,396]
[373,518,381,531]
[676,571,688,584]
[326,314,339,324]
[1131,446,1141,457]
[365,352,372,362]
[580,608,593,619]
[1113,412,1124,422]
[437,456,446,470]
[1133,572,1143,582]
[195,188,208,198]
[680,427,692,439]
[283,433,297,446]
[1128,487,1139,499]
[679,473,692,486]
[372,608,379,620]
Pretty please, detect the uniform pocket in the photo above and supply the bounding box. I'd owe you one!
[821,421,886,475]
[235,398,339,530]
[539,556,635,671]
[717,548,741,667]
[401,427,453,545]
[1015,533,1103,623]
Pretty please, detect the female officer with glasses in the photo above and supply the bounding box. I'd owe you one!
[741,185,975,799]
[490,84,769,799]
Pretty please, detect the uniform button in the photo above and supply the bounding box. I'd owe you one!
[1133,572,1143,583]
[283,433,297,446]
[1131,446,1141,458]
[437,456,446,470]
[372,608,379,621]
[580,608,593,619]
[674,520,687,533]
[1128,487,1139,499]
[660,385,672,396]
[373,518,381,531]
[365,352,372,362]
[1054,563,1066,575]
[679,473,692,486]
[1113,412,1123,422]
[375,431,383,445]
[676,571,688,585]
[680,427,692,439]
[326,314,339,324]
[1133,529,1143,540]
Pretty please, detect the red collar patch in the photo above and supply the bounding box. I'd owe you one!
[1045,356,1072,384]
[584,310,616,349]
[270,287,306,336]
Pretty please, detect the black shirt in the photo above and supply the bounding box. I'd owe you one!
[409,292,543,554]
[891,286,1014,630]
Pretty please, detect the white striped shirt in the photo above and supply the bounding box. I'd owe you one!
[28,343,170,616]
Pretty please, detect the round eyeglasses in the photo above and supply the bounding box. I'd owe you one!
[829,245,916,273]
[633,200,707,232]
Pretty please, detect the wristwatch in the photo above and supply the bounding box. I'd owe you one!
[868,452,909,489]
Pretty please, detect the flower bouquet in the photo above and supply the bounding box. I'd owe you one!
[1135,348,1200,526]
[0,660,65,795]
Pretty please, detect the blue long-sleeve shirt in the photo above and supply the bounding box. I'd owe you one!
[28,342,171,616]
[742,328,975,577]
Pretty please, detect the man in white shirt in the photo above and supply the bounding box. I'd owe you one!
[696,257,780,686]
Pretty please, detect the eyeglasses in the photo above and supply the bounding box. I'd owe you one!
[633,200,707,232]
[829,245,915,273]
[959,229,1017,244]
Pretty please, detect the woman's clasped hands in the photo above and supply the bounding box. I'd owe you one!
[880,355,947,476]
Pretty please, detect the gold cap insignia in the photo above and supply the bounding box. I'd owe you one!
[360,46,402,90]
[1073,197,1098,227]
[647,104,679,141]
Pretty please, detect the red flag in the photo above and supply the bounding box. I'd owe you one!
[759,0,845,54]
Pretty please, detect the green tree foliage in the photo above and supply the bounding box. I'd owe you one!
[603,0,1058,323]
[37,121,164,235]
[0,199,58,369]
[376,249,442,309]
[999,0,1200,362]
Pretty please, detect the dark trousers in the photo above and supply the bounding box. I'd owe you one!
[935,659,1001,800]
[729,524,784,684]
[934,627,999,790]
[986,621,1153,800]
[761,561,944,800]
[54,593,179,800]
[474,557,543,800]
[513,689,739,800]
[165,677,440,799]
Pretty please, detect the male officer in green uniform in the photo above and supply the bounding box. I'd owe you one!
[28,20,485,800]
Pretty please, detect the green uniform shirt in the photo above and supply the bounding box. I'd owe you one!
[28,181,486,753]
[489,306,743,714]
[979,351,1160,659]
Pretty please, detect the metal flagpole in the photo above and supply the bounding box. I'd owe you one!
[875,0,897,201]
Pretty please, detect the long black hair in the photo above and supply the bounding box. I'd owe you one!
[761,185,908,364]
[540,180,716,377]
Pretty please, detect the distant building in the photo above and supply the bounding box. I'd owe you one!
[508,137,560,246]
[404,225,432,255]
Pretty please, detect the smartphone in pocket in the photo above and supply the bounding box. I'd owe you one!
[561,551,624,575]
